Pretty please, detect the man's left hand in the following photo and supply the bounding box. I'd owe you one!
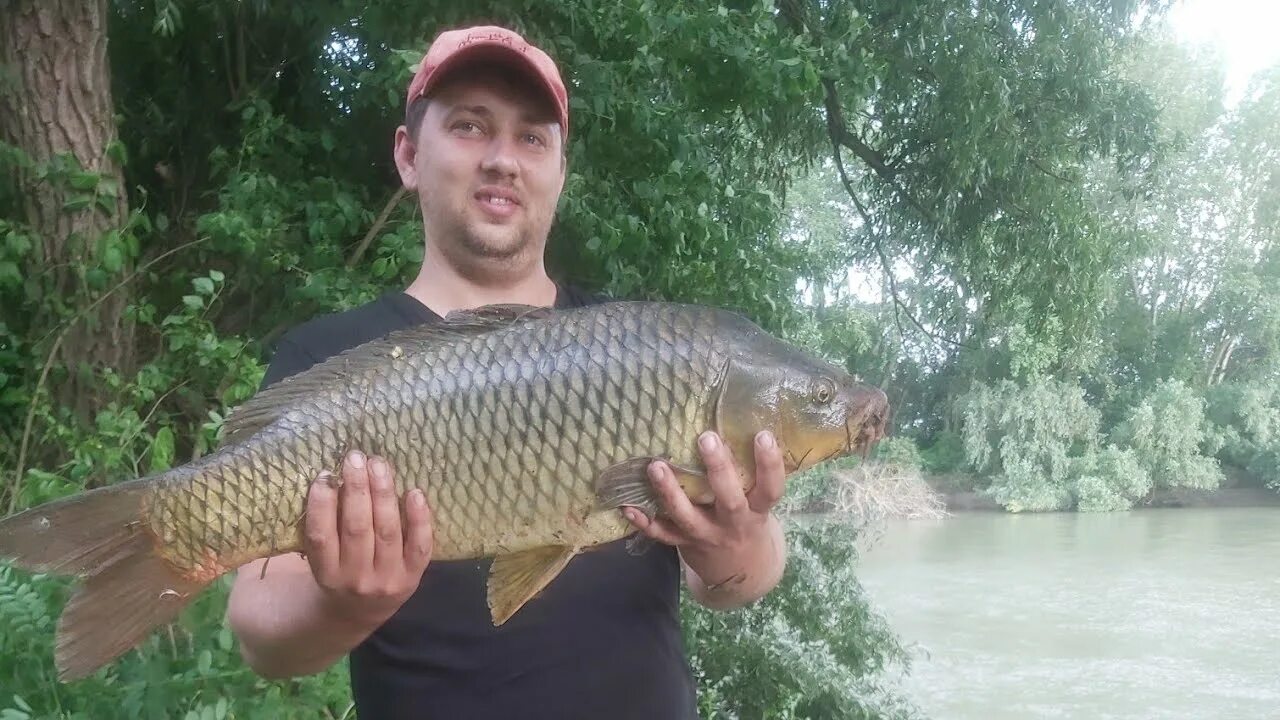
[623,429,788,609]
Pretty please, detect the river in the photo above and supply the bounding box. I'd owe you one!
[854,507,1280,719]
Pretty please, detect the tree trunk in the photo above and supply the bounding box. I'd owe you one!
[1211,335,1240,386]
[0,0,134,420]
[1205,328,1240,387]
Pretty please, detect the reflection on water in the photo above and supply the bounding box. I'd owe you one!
[853,508,1280,719]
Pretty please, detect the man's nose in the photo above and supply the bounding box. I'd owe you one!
[480,135,519,178]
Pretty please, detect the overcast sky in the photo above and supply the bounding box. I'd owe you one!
[1168,0,1280,105]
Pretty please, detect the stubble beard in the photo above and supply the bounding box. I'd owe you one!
[454,217,530,260]
[431,207,548,284]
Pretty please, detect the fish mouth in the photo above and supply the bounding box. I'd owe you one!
[846,389,890,458]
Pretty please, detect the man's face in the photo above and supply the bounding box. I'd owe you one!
[394,67,566,276]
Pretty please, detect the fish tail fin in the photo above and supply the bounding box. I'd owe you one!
[0,479,152,576]
[0,478,206,681]
[55,535,205,681]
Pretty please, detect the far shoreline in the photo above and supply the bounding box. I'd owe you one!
[937,486,1280,513]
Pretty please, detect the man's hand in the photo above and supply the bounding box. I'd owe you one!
[304,449,434,628]
[623,430,787,609]
[226,449,434,679]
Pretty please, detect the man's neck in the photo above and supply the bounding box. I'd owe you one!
[403,258,559,318]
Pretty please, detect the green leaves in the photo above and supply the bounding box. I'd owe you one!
[148,426,175,473]
[959,378,1103,512]
[1111,379,1224,492]
[67,171,100,191]
[152,0,183,37]
[192,277,214,296]
[683,520,923,720]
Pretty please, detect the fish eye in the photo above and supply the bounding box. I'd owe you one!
[813,378,835,404]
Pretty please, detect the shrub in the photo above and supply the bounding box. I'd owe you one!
[959,378,1101,512]
[872,436,925,470]
[1112,379,1223,491]
[1204,382,1280,488]
[1071,445,1152,512]
[918,431,967,474]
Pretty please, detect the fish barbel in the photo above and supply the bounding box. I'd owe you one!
[0,300,889,680]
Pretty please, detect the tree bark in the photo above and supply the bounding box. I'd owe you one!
[0,0,134,419]
[1210,334,1240,387]
[1205,328,1238,387]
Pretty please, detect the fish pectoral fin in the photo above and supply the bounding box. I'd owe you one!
[594,457,712,520]
[625,533,657,556]
[487,545,578,625]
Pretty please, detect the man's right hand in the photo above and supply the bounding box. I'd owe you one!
[305,449,434,628]
[226,449,433,679]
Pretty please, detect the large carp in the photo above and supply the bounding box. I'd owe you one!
[0,300,889,680]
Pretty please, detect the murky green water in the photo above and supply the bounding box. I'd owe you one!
[854,507,1280,719]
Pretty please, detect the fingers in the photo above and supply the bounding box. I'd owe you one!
[746,431,786,514]
[304,470,341,582]
[623,506,684,546]
[646,460,712,542]
[698,432,747,515]
[337,450,375,571]
[402,488,434,573]
[368,456,406,575]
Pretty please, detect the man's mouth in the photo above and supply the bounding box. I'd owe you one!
[477,193,516,206]
[474,187,521,217]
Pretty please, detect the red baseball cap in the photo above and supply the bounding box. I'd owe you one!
[406,25,570,137]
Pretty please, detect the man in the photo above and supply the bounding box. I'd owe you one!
[226,25,788,719]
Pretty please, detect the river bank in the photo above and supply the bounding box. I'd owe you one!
[935,483,1280,512]
[785,464,1280,520]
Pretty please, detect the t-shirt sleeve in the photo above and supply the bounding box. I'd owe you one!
[258,335,319,390]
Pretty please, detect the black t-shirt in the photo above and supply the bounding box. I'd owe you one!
[259,285,700,720]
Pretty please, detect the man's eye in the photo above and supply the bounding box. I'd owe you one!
[522,133,546,147]
[452,121,482,134]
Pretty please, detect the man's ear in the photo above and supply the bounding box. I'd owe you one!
[393,125,418,190]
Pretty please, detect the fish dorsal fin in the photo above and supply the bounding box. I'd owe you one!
[221,303,557,446]
[443,303,555,324]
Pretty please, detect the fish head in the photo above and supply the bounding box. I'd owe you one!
[714,335,890,487]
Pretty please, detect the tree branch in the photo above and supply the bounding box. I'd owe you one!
[820,77,952,246]
[820,78,898,182]
[1029,156,1073,183]
[826,119,972,351]
[347,186,408,268]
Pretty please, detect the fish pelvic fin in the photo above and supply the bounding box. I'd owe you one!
[487,545,578,626]
[0,477,205,680]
